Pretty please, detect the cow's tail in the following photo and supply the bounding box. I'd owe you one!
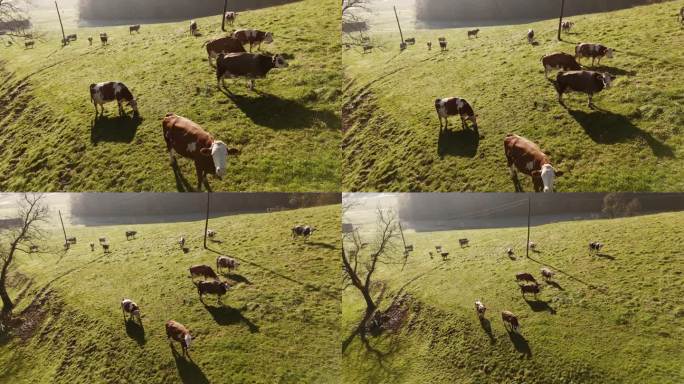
[201,40,210,48]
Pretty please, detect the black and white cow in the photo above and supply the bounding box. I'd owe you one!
[527,29,535,44]
[292,225,316,240]
[121,298,141,323]
[99,32,108,45]
[589,241,604,253]
[125,230,137,240]
[475,300,486,319]
[435,97,478,131]
[89,81,140,118]
[575,43,613,66]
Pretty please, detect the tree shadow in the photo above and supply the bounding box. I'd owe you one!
[546,280,564,291]
[173,348,209,384]
[203,304,259,333]
[224,92,339,130]
[437,127,480,158]
[524,298,556,315]
[508,331,532,358]
[124,319,146,346]
[90,116,142,144]
[479,317,496,344]
[596,253,615,260]
[568,110,674,158]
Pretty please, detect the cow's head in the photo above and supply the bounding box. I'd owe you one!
[200,141,239,178]
[272,54,289,68]
[605,48,614,58]
[129,99,140,117]
[532,164,563,192]
[183,333,193,349]
[264,32,274,44]
[601,73,615,88]
[132,308,141,318]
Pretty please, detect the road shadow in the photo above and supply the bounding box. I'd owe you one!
[173,349,209,384]
[568,110,674,158]
[90,116,142,144]
[524,298,556,314]
[224,92,339,130]
[203,305,259,333]
[478,317,496,344]
[508,331,532,358]
[124,319,146,346]
[437,127,479,158]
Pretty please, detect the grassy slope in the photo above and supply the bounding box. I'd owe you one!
[342,212,684,383]
[343,1,684,192]
[0,205,341,384]
[0,0,341,192]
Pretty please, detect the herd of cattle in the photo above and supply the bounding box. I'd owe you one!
[425,237,608,336]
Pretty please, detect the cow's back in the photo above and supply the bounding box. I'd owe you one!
[207,37,245,56]
[504,135,547,176]
[218,53,270,77]
[163,114,215,168]
[165,320,188,340]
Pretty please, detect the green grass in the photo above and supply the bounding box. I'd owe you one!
[342,1,684,192]
[0,204,341,383]
[342,212,684,383]
[0,0,341,192]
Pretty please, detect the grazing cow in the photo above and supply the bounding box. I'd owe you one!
[541,267,555,281]
[475,300,486,319]
[190,21,198,36]
[162,113,239,190]
[555,70,614,108]
[129,24,141,34]
[438,37,447,51]
[459,239,469,248]
[506,248,514,257]
[207,229,216,238]
[435,245,442,252]
[589,241,604,253]
[427,41,432,50]
[67,34,77,41]
[541,52,582,78]
[502,311,520,333]
[292,225,316,240]
[216,52,288,90]
[197,280,231,304]
[575,43,613,66]
[504,134,563,193]
[64,242,70,250]
[428,251,434,259]
[405,37,415,45]
[216,256,240,273]
[125,230,137,240]
[435,97,478,131]
[561,21,575,32]
[527,29,535,44]
[179,236,186,248]
[225,11,237,26]
[88,37,93,46]
[102,243,110,253]
[99,237,107,243]
[362,44,373,53]
[468,29,480,38]
[100,33,108,45]
[121,298,141,322]
[203,36,245,67]
[440,252,449,261]
[67,236,77,244]
[520,283,540,298]
[165,320,193,357]
[528,242,536,250]
[24,41,35,49]
[189,264,219,280]
[90,81,140,118]
[90,242,95,251]
[515,272,537,284]
[232,29,273,52]
[29,245,39,253]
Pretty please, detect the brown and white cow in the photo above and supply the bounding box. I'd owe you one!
[435,97,477,131]
[203,36,246,67]
[225,12,238,26]
[216,52,288,90]
[190,21,198,36]
[502,311,520,333]
[121,298,141,323]
[475,300,486,319]
[216,256,240,273]
[165,320,193,356]
[541,52,582,78]
[129,24,141,34]
[575,43,613,66]
[540,267,555,281]
[189,264,219,280]
[90,81,140,118]
[162,113,239,190]
[555,70,614,108]
[197,280,231,304]
[504,134,563,193]
[232,29,273,52]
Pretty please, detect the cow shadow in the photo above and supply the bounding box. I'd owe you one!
[508,331,532,358]
[524,298,556,314]
[224,92,340,131]
[182,247,190,254]
[546,280,564,291]
[307,241,337,250]
[203,305,259,333]
[596,253,615,260]
[479,317,496,344]
[170,162,195,193]
[90,116,142,144]
[437,127,480,158]
[124,319,146,346]
[173,350,209,384]
[223,273,251,285]
[568,110,674,158]
[593,64,637,77]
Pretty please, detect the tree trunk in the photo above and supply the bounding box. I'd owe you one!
[0,278,13,315]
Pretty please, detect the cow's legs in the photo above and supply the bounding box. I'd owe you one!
[460,115,467,130]
[249,79,255,90]
[509,166,522,192]
[588,93,594,109]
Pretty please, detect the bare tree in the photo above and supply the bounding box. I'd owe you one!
[0,193,49,318]
[342,0,372,48]
[0,0,33,41]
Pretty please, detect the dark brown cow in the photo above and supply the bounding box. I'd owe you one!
[129,25,141,34]
[468,29,479,38]
[680,7,684,25]
[24,40,35,49]
[216,52,288,90]
[165,320,193,356]
[100,33,108,45]
[438,37,447,51]
[125,230,137,240]
[232,29,273,52]
[515,272,538,284]
[162,113,239,191]
[575,43,613,66]
[190,21,198,36]
[203,37,246,67]
[555,70,614,108]
[90,81,139,118]
[504,134,563,193]
[189,264,219,280]
[102,243,110,253]
[502,311,520,333]
[435,97,477,131]
[197,280,231,304]
[541,52,582,78]
[459,238,469,248]
[520,284,540,298]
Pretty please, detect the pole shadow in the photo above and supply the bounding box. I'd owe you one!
[90,116,142,144]
[203,304,259,333]
[437,127,480,158]
[508,331,532,358]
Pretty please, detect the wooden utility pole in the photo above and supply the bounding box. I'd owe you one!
[557,0,565,41]
[58,210,67,243]
[526,196,531,258]
[221,0,228,32]
[393,6,404,44]
[55,1,67,46]
[203,193,210,249]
